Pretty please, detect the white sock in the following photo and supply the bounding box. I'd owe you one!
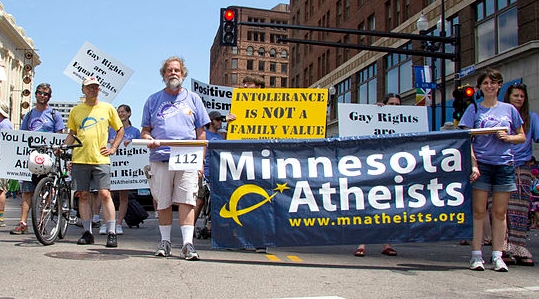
[106,220,116,234]
[492,250,502,259]
[92,214,100,222]
[471,250,482,258]
[181,225,194,246]
[159,225,172,242]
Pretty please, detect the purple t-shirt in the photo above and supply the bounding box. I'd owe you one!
[141,88,210,162]
[459,102,523,165]
[109,125,141,143]
[513,112,539,166]
[0,118,13,130]
[21,107,65,132]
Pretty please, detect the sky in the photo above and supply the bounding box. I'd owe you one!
[1,0,285,126]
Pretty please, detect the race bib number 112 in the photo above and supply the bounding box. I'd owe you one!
[168,146,204,171]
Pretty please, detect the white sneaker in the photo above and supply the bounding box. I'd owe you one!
[99,224,107,235]
[492,257,508,272]
[469,256,485,271]
[115,224,123,235]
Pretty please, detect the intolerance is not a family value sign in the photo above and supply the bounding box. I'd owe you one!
[227,88,328,140]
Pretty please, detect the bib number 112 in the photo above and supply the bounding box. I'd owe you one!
[169,146,204,171]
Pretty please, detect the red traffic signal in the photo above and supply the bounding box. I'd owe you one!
[224,9,235,21]
[220,8,238,46]
[463,86,474,98]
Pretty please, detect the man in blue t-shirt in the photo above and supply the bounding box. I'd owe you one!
[10,83,65,235]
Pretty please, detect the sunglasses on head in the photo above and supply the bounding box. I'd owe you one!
[511,82,527,89]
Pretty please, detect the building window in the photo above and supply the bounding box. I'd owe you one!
[281,50,288,59]
[270,62,276,72]
[270,76,276,87]
[281,77,287,87]
[331,77,352,117]
[259,61,265,71]
[270,48,276,58]
[246,46,254,56]
[231,58,238,69]
[232,47,238,55]
[281,63,288,74]
[231,74,237,85]
[358,63,377,104]
[385,43,412,94]
[367,14,376,44]
[247,60,254,70]
[258,47,265,56]
[476,0,518,62]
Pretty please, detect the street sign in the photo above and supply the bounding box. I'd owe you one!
[415,82,437,89]
[459,65,475,78]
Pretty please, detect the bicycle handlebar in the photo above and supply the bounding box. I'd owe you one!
[28,135,83,151]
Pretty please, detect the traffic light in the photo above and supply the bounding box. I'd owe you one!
[220,8,238,46]
[452,85,475,121]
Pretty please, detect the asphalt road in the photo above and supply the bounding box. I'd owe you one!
[1,195,538,299]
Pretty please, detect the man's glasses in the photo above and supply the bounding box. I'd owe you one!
[35,90,50,97]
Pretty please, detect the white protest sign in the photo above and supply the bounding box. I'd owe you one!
[109,144,150,190]
[338,103,429,137]
[168,146,205,171]
[0,130,66,181]
[63,41,134,102]
[191,78,233,131]
[0,129,149,190]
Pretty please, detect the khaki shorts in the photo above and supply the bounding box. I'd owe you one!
[149,161,198,210]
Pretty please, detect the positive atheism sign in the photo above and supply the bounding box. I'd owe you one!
[63,41,134,102]
[227,88,328,140]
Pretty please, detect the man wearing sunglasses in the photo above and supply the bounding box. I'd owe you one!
[10,83,65,235]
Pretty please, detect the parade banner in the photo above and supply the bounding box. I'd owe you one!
[0,130,149,190]
[209,130,473,249]
[191,79,233,132]
[0,130,65,181]
[227,88,328,140]
[338,103,428,137]
[63,41,134,102]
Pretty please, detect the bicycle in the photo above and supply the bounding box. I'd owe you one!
[28,135,82,245]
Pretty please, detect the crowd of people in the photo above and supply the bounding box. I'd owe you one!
[1,61,538,269]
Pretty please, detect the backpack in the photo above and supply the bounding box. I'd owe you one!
[124,195,149,228]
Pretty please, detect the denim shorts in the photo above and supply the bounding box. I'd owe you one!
[473,162,516,192]
[21,181,36,193]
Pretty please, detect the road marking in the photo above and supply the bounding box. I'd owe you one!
[287,255,303,262]
[265,254,304,263]
[485,286,539,293]
[266,254,281,262]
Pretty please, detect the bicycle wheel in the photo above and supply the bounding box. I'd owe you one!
[58,182,70,239]
[31,177,61,245]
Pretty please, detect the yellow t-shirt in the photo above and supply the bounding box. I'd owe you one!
[67,101,122,164]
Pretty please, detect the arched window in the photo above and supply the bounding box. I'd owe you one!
[246,46,254,56]
[269,48,276,58]
[258,47,265,56]
[280,49,288,59]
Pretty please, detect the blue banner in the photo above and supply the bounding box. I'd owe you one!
[209,130,473,249]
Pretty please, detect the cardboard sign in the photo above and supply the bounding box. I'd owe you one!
[63,41,134,102]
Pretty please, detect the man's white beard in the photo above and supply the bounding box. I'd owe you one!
[166,77,183,90]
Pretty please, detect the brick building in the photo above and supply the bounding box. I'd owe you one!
[288,0,539,136]
[209,4,290,88]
